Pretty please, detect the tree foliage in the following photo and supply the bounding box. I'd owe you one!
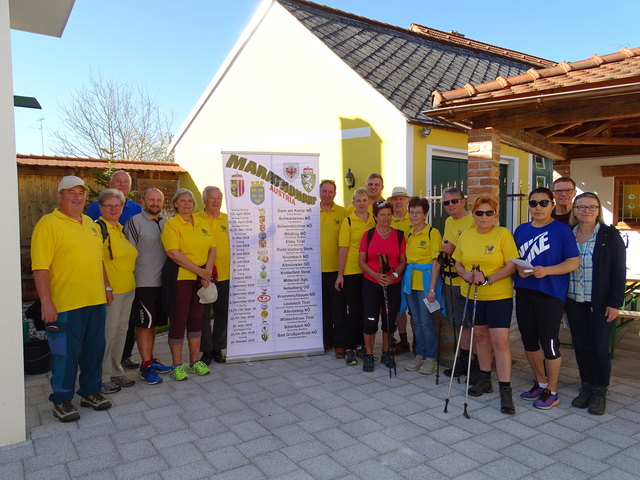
[52,73,174,162]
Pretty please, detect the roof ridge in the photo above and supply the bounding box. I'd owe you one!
[409,23,555,68]
[432,47,640,107]
[277,0,554,68]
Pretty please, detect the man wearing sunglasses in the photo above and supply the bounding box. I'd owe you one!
[440,187,476,378]
[551,177,576,226]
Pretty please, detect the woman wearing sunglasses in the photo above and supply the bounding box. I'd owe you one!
[566,192,626,415]
[513,188,579,410]
[452,196,518,414]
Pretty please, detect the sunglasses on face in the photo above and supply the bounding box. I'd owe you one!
[528,199,551,208]
[442,199,461,206]
[474,210,496,217]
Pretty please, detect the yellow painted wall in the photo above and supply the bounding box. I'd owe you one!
[173,2,407,209]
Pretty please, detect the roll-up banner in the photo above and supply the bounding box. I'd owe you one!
[222,152,323,362]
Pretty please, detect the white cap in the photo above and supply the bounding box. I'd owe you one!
[57,175,88,192]
[197,283,218,304]
[390,186,409,198]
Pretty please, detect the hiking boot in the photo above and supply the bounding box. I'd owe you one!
[444,351,471,378]
[121,357,140,370]
[111,375,135,388]
[200,351,213,366]
[391,341,410,355]
[345,349,357,365]
[189,360,210,376]
[380,351,396,369]
[588,386,607,415]
[419,358,437,375]
[571,383,592,409]
[151,358,172,374]
[468,374,493,397]
[100,381,121,394]
[404,356,423,372]
[362,353,375,372]
[170,364,189,381]
[500,385,515,414]
[533,388,560,410]
[521,382,545,401]
[335,348,346,359]
[468,357,481,384]
[140,366,163,385]
[212,350,226,364]
[53,401,80,423]
[80,393,112,411]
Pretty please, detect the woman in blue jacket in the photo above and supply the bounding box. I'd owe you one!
[566,192,626,415]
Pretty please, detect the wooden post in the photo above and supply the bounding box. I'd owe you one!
[467,128,501,207]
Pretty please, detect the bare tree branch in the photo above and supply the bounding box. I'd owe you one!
[52,72,174,162]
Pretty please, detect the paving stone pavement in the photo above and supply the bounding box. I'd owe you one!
[4,324,640,480]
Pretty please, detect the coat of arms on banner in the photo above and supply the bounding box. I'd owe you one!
[301,167,316,193]
[283,163,299,181]
[250,181,265,205]
[230,174,245,197]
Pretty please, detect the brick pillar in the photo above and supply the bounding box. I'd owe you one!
[467,128,500,208]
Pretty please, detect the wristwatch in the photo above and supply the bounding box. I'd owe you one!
[105,286,113,292]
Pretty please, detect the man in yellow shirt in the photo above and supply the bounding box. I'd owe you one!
[31,176,113,422]
[195,186,231,365]
[345,173,384,216]
[441,187,476,378]
[319,180,346,353]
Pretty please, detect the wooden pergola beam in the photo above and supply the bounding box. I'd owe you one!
[549,136,640,146]
[498,128,568,161]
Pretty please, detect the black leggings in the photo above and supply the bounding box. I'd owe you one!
[342,274,364,349]
[362,280,400,334]
[515,288,564,360]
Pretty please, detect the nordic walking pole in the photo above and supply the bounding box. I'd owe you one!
[444,278,473,413]
[463,265,481,419]
[378,253,395,378]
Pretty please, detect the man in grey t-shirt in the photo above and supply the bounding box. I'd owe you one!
[124,188,172,384]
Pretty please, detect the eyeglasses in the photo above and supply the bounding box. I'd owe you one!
[101,204,122,209]
[408,210,424,216]
[528,199,551,208]
[474,210,496,217]
[575,205,599,212]
[442,199,461,206]
[553,189,575,195]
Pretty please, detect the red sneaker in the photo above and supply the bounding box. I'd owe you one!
[335,348,346,359]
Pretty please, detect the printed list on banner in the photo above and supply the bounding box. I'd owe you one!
[222,152,323,362]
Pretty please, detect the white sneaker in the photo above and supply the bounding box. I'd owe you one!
[419,358,437,375]
[404,356,424,371]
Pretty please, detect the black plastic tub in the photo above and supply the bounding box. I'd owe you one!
[24,339,51,375]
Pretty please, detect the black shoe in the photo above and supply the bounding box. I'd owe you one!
[212,349,226,364]
[500,385,515,414]
[80,393,112,411]
[53,401,80,423]
[444,351,469,378]
[121,357,140,370]
[571,383,592,409]
[362,353,375,372]
[390,341,410,355]
[380,351,396,369]
[200,351,213,366]
[468,374,493,397]
[588,386,607,415]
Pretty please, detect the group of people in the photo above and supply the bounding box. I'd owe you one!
[32,171,231,422]
[320,174,626,416]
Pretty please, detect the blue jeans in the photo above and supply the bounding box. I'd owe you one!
[565,298,614,387]
[47,304,106,403]
[406,290,436,359]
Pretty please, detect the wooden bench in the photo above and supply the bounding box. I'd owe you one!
[610,310,640,358]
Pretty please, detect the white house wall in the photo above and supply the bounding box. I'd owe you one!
[1,0,26,447]
[173,0,407,206]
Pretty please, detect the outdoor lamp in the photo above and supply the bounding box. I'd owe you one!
[345,168,355,189]
[421,127,431,138]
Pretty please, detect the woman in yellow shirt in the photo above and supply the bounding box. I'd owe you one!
[98,189,138,395]
[453,196,517,414]
[161,189,216,381]
[335,188,374,366]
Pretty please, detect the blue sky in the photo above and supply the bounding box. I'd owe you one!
[11,0,639,156]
